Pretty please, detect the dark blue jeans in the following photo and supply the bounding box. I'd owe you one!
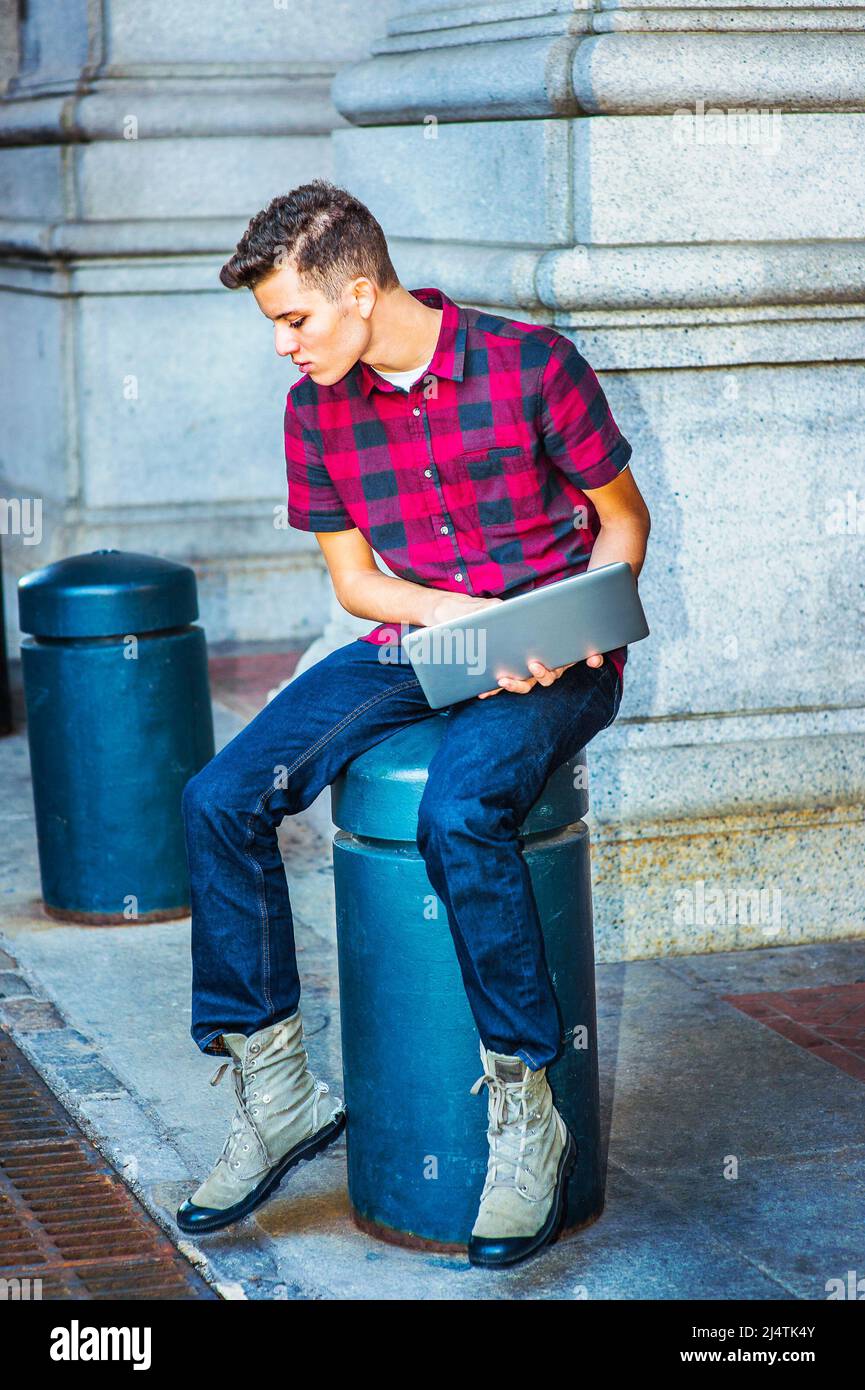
[182,637,622,1071]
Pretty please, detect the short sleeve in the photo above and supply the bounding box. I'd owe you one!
[538,336,632,491]
[284,392,353,532]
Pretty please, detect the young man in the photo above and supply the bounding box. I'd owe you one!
[176,179,650,1268]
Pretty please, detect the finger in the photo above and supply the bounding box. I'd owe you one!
[585,654,604,668]
[497,674,537,694]
[477,686,503,699]
[528,660,557,686]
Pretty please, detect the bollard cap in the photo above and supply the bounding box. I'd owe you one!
[330,717,588,840]
[18,549,200,638]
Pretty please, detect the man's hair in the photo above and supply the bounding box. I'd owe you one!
[219,179,400,301]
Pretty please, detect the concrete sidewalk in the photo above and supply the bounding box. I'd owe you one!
[1,660,863,1300]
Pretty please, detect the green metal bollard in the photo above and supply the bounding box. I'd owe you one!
[18,549,215,922]
[331,715,603,1250]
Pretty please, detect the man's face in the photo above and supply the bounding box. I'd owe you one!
[252,262,372,386]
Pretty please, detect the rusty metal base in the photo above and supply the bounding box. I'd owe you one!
[351,1209,466,1254]
[40,901,190,926]
[350,1201,604,1254]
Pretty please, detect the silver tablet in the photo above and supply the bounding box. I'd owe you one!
[400,561,649,709]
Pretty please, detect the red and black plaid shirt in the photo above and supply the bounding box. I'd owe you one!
[284,286,632,687]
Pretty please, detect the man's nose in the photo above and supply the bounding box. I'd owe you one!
[274,326,299,357]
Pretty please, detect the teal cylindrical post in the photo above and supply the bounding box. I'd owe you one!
[17,549,215,922]
[331,716,603,1250]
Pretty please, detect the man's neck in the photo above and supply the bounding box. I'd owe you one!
[362,287,443,375]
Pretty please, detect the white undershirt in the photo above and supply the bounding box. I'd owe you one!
[375,355,434,393]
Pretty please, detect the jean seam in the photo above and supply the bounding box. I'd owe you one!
[516,1047,543,1071]
[199,1027,229,1054]
[241,675,422,1018]
[596,663,621,730]
[422,761,558,1068]
[506,836,550,1045]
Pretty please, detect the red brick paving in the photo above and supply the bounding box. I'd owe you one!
[208,646,303,720]
[722,982,865,1084]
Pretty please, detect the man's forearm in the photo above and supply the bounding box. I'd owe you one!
[587,521,649,582]
[336,518,648,630]
[335,568,442,630]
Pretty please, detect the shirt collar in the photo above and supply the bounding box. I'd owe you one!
[356,286,466,398]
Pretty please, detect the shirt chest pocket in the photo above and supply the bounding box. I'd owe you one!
[450,445,545,533]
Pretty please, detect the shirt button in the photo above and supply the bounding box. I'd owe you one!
[440,525,449,534]
[454,572,463,582]
[424,469,432,478]
[412,407,421,417]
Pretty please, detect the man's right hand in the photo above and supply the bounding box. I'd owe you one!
[425,592,504,628]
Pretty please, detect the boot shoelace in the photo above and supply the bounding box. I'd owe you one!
[209,1059,266,1170]
[470,1067,542,1198]
[209,1059,333,1170]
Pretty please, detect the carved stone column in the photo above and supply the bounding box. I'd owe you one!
[330,0,865,953]
[0,0,389,652]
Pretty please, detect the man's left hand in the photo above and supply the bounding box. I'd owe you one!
[477,653,604,698]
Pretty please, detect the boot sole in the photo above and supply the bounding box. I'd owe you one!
[467,1128,578,1270]
[176,1109,347,1235]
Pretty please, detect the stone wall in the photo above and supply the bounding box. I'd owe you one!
[326,1,865,955]
[0,0,395,648]
[1,0,862,954]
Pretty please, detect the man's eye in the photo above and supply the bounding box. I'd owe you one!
[288,317,306,329]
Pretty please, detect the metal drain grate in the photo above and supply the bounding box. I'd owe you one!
[0,1028,217,1299]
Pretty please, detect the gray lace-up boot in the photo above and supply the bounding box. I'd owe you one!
[467,1040,576,1268]
[176,1009,346,1234]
